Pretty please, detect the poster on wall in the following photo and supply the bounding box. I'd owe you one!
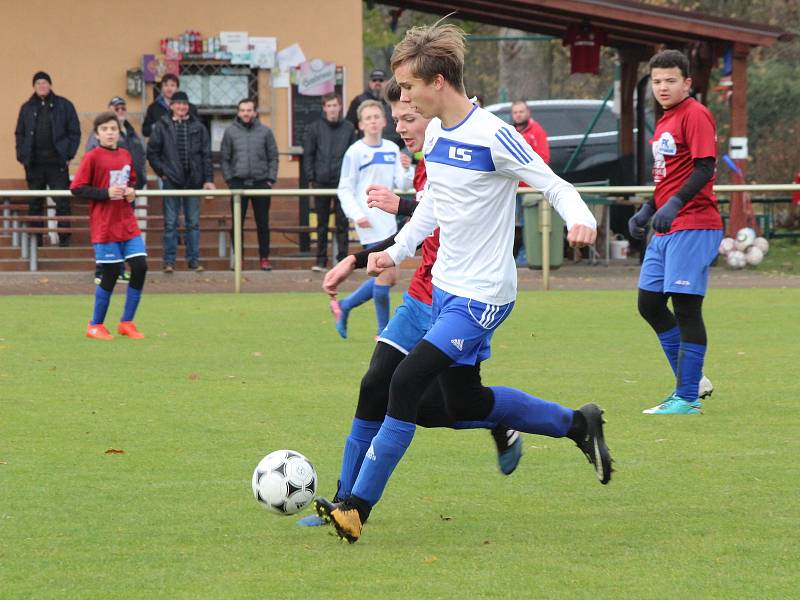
[288,64,345,151]
[297,59,336,96]
[142,54,180,82]
[250,37,277,69]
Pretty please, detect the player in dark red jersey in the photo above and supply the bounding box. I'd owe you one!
[628,50,723,414]
[296,80,520,526]
[71,112,148,340]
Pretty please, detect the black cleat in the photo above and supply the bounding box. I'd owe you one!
[314,497,363,544]
[574,403,613,484]
[491,426,522,475]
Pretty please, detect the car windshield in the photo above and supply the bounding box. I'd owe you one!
[494,104,617,137]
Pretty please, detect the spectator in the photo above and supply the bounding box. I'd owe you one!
[345,69,401,147]
[511,100,551,264]
[141,74,198,138]
[220,98,279,271]
[303,93,357,272]
[86,96,147,284]
[146,91,215,272]
[14,71,80,246]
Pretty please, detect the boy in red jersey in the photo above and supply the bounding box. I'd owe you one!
[71,112,148,340]
[296,80,520,527]
[628,50,723,414]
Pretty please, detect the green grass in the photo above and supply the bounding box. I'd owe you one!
[1,289,798,599]
[760,237,800,274]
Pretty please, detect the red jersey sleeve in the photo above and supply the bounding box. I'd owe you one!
[70,150,96,192]
[684,107,717,160]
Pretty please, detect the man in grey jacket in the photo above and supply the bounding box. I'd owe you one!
[221,98,279,270]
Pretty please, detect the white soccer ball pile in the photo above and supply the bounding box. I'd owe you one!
[252,450,317,515]
[718,229,769,270]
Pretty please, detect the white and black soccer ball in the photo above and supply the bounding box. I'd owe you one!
[252,450,317,515]
[745,245,764,266]
[735,227,756,252]
[753,236,769,255]
[726,249,746,269]
[719,237,736,256]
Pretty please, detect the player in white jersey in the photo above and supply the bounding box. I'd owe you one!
[330,100,414,339]
[315,22,613,544]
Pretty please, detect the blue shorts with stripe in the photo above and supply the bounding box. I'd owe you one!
[639,229,722,296]
[93,235,147,263]
[424,286,514,366]
[377,292,432,354]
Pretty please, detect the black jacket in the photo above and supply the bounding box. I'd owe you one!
[142,96,200,137]
[345,90,402,148]
[302,118,356,186]
[146,115,213,188]
[15,92,81,167]
[85,121,147,189]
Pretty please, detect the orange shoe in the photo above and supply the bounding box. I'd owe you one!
[117,321,145,339]
[86,322,113,340]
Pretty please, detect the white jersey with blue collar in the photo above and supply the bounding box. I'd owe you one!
[337,139,414,245]
[386,105,596,305]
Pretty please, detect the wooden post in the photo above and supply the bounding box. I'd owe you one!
[727,42,756,234]
[617,47,640,159]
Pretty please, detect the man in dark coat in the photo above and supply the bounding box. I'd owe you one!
[345,69,401,148]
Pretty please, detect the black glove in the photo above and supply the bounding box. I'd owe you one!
[652,196,683,233]
[628,203,655,240]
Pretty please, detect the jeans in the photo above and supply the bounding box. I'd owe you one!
[161,180,200,265]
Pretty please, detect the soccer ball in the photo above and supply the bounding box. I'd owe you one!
[745,246,764,266]
[735,227,756,251]
[252,450,317,515]
[719,237,736,255]
[726,250,746,269]
[753,236,769,255]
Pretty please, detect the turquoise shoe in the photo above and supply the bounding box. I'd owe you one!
[642,394,702,415]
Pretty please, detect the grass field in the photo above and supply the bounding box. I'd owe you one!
[1,289,798,599]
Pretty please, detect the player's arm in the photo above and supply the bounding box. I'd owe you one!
[365,184,419,216]
[69,154,110,200]
[651,157,716,233]
[371,192,437,275]
[493,127,596,247]
[336,150,367,225]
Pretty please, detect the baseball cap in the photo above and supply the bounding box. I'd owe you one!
[108,96,127,107]
[370,69,386,81]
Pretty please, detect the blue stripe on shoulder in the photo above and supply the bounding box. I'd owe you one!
[424,137,495,172]
[358,151,397,170]
[495,131,528,164]
[496,128,532,164]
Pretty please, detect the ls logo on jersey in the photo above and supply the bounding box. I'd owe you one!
[425,137,495,172]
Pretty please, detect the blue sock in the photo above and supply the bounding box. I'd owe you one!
[676,341,706,401]
[487,386,573,438]
[373,284,391,334]
[338,418,382,500]
[91,286,112,326]
[657,326,681,375]
[121,286,143,322]
[351,416,415,506]
[340,278,375,313]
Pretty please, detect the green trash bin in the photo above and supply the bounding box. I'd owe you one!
[522,193,564,269]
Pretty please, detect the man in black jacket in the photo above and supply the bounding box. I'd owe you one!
[141,74,199,138]
[220,98,279,270]
[345,69,401,148]
[146,91,215,272]
[303,93,356,272]
[14,71,81,246]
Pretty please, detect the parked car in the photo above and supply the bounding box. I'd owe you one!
[486,99,652,181]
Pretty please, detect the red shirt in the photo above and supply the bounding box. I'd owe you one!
[517,118,550,188]
[406,159,439,306]
[651,97,722,232]
[70,146,141,243]
[564,25,607,75]
[792,172,800,207]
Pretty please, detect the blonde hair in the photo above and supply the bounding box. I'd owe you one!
[357,99,384,121]
[390,21,466,92]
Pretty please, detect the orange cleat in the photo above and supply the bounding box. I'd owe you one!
[117,321,145,339]
[86,323,114,340]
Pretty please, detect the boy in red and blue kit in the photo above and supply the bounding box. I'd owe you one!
[628,50,723,414]
[71,112,148,340]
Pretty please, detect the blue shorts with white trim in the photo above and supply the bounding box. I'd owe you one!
[639,229,722,296]
[424,286,514,366]
[377,292,432,354]
[93,235,147,263]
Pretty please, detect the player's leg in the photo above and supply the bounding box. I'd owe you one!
[643,229,722,414]
[87,243,122,339]
[117,238,148,339]
[333,245,378,338]
[372,266,396,336]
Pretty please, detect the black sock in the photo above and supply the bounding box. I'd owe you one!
[566,410,587,442]
[348,494,372,523]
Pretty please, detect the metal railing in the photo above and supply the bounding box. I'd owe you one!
[3,185,800,292]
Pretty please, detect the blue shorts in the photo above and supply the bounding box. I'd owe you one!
[424,286,514,367]
[639,229,722,296]
[377,292,432,354]
[93,235,147,263]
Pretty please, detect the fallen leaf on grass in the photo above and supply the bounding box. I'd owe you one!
[188,373,200,380]
[252,352,263,357]
[439,514,452,521]
[483,540,491,545]
[104,448,126,454]
[423,556,438,564]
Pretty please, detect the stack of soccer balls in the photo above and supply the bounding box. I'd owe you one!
[252,450,317,515]
[718,227,769,269]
